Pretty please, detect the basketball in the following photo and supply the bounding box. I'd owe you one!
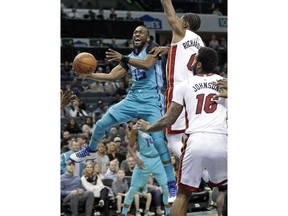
[72,52,97,76]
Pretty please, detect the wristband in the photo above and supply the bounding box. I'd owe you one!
[121,55,130,64]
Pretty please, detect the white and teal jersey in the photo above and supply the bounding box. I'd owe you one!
[138,130,159,158]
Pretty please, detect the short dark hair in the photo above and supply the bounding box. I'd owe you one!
[182,13,201,32]
[197,47,218,73]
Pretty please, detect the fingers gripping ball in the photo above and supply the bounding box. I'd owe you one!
[73,52,97,76]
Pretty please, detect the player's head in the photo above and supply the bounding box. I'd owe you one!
[192,47,218,75]
[181,13,201,32]
[132,25,150,50]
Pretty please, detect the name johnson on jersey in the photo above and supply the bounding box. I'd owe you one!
[192,82,220,92]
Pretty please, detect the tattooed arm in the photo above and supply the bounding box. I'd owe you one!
[135,102,183,132]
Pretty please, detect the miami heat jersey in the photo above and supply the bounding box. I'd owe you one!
[165,30,205,133]
[172,73,227,135]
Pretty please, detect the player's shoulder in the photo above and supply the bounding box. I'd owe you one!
[146,41,159,53]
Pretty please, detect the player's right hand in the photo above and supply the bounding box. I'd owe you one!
[134,119,151,132]
[149,46,170,57]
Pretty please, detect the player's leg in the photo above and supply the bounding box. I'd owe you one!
[70,112,118,162]
[122,166,149,215]
[153,159,171,216]
[146,128,177,203]
[170,187,191,216]
[166,133,184,159]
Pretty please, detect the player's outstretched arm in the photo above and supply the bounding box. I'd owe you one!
[160,0,185,40]
[135,101,183,132]
[128,127,144,169]
[87,64,127,82]
[106,48,158,71]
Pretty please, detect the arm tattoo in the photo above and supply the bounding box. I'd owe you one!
[147,102,183,132]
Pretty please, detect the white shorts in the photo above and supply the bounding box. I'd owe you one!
[178,132,227,191]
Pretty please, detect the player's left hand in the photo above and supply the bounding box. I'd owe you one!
[61,89,77,108]
[106,48,122,62]
[134,157,144,169]
[134,119,150,132]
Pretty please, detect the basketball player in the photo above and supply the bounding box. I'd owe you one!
[135,47,227,216]
[121,121,171,216]
[70,25,177,202]
[158,0,205,160]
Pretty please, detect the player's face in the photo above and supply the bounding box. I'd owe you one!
[132,26,149,49]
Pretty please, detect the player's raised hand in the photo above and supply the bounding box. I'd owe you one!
[134,119,151,132]
[61,89,77,108]
[149,46,170,57]
[106,48,122,62]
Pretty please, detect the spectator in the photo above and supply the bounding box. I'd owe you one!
[111,169,129,215]
[61,130,71,151]
[81,79,91,92]
[97,8,104,20]
[212,4,223,15]
[113,136,127,155]
[69,101,89,118]
[81,161,113,216]
[104,159,119,181]
[107,141,126,165]
[89,80,104,92]
[67,7,81,19]
[209,34,219,50]
[70,77,84,95]
[84,9,95,20]
[93,100,107,121]
[108,127,119,143]
[134,184,154,216]
[125,156,135,177]
[110,38,118,49]
[109,7,117,20]
[61,139,85,176]
[93,143,110,176]
[104,80,117,96]
[82,116,95,135]
[61,160,94,216]
[94,162,105,180]
[61,61,74,82]
[125,11,133,20]
[64,117,82,134]
[77,134,89,149]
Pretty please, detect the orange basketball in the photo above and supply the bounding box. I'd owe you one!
[72,52,97,76]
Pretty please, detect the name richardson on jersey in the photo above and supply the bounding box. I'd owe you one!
[192,82,220,92]
[182,39,203,49]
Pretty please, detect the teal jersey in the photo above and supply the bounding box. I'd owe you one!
[127,42,164,93]
[138,130,159,158]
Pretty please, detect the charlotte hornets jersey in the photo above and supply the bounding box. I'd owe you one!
[127,42,164,93]
[137,130,159,158]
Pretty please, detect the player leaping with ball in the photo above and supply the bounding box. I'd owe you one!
[70,25,178,203]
